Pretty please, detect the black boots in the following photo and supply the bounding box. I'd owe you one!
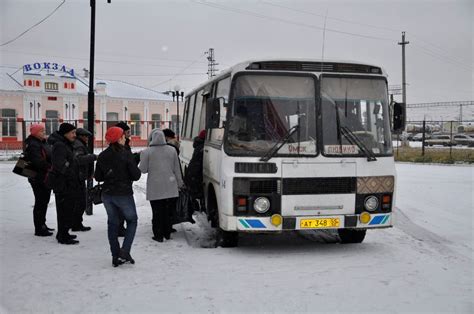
[119,249,135,264]
[35,228,53,237]
[71,225,91,232]
[112,256,125,267]
[152,236,163,243]
[57,238,79,245]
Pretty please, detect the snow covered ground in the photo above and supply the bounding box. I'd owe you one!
[0,162,472,313]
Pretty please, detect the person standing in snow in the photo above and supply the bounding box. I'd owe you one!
[114,121,140,237]
[24,123,54,237]
[162,128,180,155]
[139,129,183,242]
[71,128,96,232]
[47,123,82,245]
[94,127,141,267]
[184,129,206,212]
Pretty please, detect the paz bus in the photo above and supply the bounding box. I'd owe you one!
[179,59,405,247]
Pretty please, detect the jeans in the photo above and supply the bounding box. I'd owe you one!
[102,193,138,257]
[30,182,52,231]
[150,198,177,239]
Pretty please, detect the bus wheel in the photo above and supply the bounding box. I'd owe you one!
[218,229,239,247]
[338,229,366,244]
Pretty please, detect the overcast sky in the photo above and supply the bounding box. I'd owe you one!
[1,0,472,103]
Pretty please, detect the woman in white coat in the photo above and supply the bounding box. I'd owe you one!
[139,129,183,242]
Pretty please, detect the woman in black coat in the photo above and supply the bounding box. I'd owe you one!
[95,127,141,267]
[24,124,53,236]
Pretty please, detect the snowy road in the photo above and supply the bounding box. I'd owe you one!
[0,163,472,313]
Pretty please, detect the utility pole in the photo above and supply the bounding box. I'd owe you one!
[398,32,409,105]
[170,90,184,139]
[205,48,219,79]
[86,0,111,215]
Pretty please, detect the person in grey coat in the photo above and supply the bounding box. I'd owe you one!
[139,129,184,242]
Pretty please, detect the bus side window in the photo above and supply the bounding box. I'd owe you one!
[185,94,196,139]
[191,90,204,138]
[181,98,189,139]
[209,76,231,144]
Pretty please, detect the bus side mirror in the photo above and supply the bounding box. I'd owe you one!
[206,97,223,129]
[392,101,406,133]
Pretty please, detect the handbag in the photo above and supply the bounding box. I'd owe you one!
[12,155,37,178]
[90,183,103,205]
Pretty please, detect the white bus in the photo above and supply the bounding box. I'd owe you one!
[179,59,405,247]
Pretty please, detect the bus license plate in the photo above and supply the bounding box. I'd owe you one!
[300,218,340,229]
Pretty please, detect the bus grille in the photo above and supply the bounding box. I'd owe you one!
[282,177,356,195]
[234,178,279,195]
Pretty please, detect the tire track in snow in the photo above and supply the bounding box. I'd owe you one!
[393,206,470,261]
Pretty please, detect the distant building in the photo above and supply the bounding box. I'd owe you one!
[0,63,180,149]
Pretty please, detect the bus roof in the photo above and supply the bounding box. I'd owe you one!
[186,59,388,97]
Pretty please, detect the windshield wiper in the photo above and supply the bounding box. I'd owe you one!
[260,125,299,162]
[340,126,377,162]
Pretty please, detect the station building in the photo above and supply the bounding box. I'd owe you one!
[0,62,180,149]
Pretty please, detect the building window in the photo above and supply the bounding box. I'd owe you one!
[45,82,58,92]
[106,112,119,129]
[71,83,75,89]
[171,114,178,133]
[151,113,161,129]
[24,80,26,86]
[64,83,68,89]
[130,113,141,136]
[35,80,40,87]
[45,110,59,135]
[1,109,16,137]
[28,80,32,86]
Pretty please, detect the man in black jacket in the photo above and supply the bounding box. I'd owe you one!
[72,128,97,232]
[25,124,54,236]
[47,123,82,245]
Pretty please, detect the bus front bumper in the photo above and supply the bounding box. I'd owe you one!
[226,213,392,232]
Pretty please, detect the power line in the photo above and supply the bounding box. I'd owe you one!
[259,1,473,70]
[413,45,473,72]
[261,1,401,33]
[96,72,206,77]
[1,1,66,47]
[192,1,393,41]
[150,52,207,88]
[0,49,206,70]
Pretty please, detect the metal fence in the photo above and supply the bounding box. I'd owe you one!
[395,120,474,158]
[0,119,177,153]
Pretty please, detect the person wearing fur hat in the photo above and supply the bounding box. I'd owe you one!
[95,127,141,267]
[47,123,82,245]
[72,128,97,232]
[24,124,54,236]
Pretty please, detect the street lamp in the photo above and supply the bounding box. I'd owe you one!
[86,0,111,215]
[170,89,184,139]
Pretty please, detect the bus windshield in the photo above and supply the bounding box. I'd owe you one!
[320,77,393,156]
[225,74,317,157]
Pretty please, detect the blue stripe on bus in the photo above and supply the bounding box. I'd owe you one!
[245,219,266,229]
[369,215,385,225]
[239,219,251,229]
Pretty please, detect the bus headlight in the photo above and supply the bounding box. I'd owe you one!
[254,197,270,213]
[364,196,379,212]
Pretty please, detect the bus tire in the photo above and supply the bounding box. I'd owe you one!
[218,229,239,248]
[338,229,366,244]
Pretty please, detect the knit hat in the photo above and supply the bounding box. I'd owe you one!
[58,123,76,136]
[29,124,45,137]
[198,129,207,140]
[105,126,124,143]
[115,121,130,131]
[163,128,175,138]
[76,128,92,137]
